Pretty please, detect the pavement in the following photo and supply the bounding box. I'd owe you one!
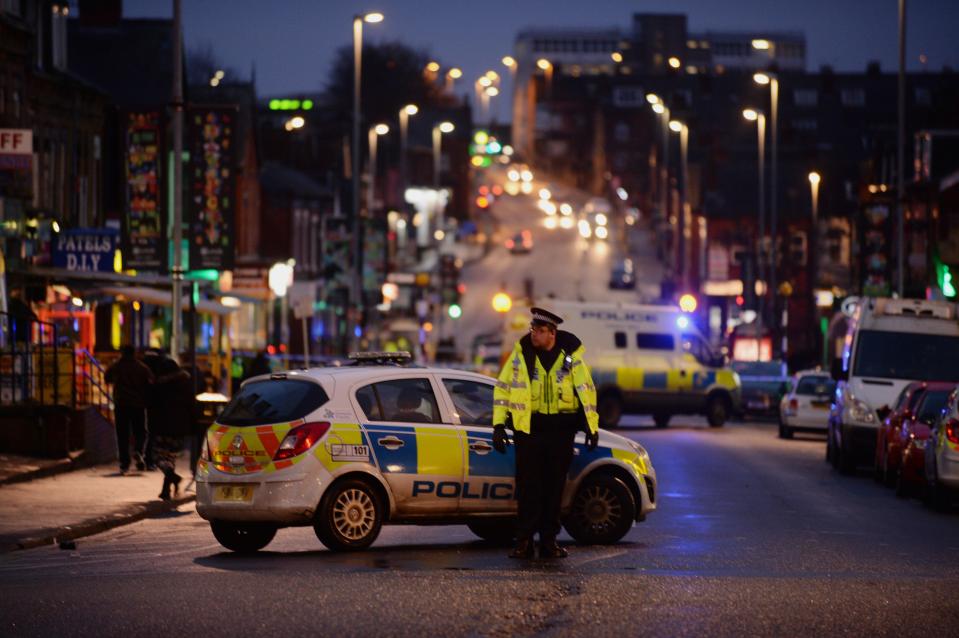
[0,459,195,553]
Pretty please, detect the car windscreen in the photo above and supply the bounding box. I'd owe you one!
[853,330,959,382]
[218,379,329,426]
[795,376,835,396]
[732,361,784,378]
[916,390,951,422]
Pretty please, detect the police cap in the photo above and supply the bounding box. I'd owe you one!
[530,307,563,328]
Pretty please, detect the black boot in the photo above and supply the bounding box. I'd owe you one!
[159,476,171,501]
[508,537,535,559]
[539,537,568,559]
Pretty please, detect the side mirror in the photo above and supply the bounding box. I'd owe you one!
[831,358,848,382]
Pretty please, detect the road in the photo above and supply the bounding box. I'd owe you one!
[452,167,664,357]
[2,419,958,637]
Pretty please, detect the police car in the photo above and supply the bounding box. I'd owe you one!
[195,352,658,553]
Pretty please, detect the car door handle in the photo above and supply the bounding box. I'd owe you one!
[469,441,493,454]
[377,436,405,450]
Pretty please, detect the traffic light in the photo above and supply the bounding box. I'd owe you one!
[439,255,461,305]
[936,258,956,298]
[492,292,512,313]
[448,303,462,319]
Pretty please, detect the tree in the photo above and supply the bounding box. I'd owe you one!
[323,41,446,128]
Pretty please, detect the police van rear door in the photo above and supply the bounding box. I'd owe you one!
[355,375,465,516]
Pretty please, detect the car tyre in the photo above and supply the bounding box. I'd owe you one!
[778,417,793,439]
[706,395,729,428]
[314,478,384,552]
[598,393,623,429]
[564,474,635,545]
[837,437,856,475]
[923,475,951,512]
[652,413,670,429]
[467,519,516,545]
[210,521,277,553]
[894,468,912,498]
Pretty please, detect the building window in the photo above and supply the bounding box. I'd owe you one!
[793,119,817,132]
[914,88,931,106]
[841,88,865,107]
[637,333,674,351]
[1,0,21,16]
[614,122,630,142]
[614,332,627,349]
[793,89,818,107]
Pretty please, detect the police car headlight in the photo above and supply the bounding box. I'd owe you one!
[628,439,648,458]
[843,396,877,426]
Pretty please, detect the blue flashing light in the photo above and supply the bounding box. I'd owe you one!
[354,326,362,338]
[676,315,690,330]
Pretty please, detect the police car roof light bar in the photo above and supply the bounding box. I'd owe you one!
[347,351,413,366]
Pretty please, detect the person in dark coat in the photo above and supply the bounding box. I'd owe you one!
[105,345,154,474]
[141,348,166,470]
[150,357,196,499]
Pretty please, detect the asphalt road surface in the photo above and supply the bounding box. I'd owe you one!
[1,419,958,637]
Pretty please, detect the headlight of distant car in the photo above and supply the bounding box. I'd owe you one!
[842,395,877,426]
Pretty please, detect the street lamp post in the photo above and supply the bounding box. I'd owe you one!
[432,121,455,234]
[897,0,906,296]
[754,71,779,343]
[808,171,822,366]
[170,0,184,360]
[536,58,552,98]
[647,94,672,274]
[367,123,389,221]
[351,11,383,349]
[445,67,462,93]
[669,120,689,291]
[399,104,417,201]
[743,108,767,328]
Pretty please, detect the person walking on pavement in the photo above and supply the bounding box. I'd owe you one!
[105,345,154,474]
[141,348,166,470]
[149,356,197,500]
[492,307,600,559]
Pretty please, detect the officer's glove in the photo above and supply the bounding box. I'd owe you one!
[585,429,599,452]
[492,424,510,454]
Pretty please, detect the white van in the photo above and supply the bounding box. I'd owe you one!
[502,301,741,428]
[828,297,959,473]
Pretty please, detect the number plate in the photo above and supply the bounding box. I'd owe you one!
[215,485,254,502]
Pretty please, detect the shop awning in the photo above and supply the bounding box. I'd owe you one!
[97,286,238,316]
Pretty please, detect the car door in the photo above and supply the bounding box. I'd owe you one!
[357,376,464,516]
[440,375,516,513]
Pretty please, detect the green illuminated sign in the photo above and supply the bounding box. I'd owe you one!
[269,98,314,111]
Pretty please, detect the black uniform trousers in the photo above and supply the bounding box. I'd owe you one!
[513,416,578,541]
[115,405,147,471]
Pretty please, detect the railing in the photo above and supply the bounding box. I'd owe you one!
[75,348,114,421]
[0,311,113,420]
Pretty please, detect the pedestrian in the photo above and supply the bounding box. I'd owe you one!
[104,345,154,474]
[492,307,600,559]
[142,348,166,470]
[244,350,271,381]
[150,356,196,500]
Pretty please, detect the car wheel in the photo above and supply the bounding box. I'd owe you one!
[826,427,835,464]
[923,475,951,512]
[652,413,670,429]
[778,417,793,439]
[598,393,623,429]
[882,446,897,487]
[564,474,635,545]
[837,437,856,475]
[314,478,384,552]
[467,519,515,545]
[706,395,729,428]
[210,521,277,553]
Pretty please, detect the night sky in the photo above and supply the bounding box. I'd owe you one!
[124,0,959,121]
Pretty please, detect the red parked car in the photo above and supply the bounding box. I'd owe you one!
[895,383,954,497]
[875,382,926,486]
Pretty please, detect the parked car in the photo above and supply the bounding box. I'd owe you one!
[777,370,835,439]
[732,360,789,419]
[506,230,533,254]
[924,387,959,510]
[895,384,953,497]
[874,381,927,486]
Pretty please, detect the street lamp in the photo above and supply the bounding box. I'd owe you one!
[445,67,462,92]
[351,10,384,348]
[368,123,389,220]
[754,70,779,340]
[808,170,821,288]
[669,120,690,290]
[743,107,767,326]
[536,58,553,97]
[432,121,455,234]
[269,260,295,368]
[399,104,417,204]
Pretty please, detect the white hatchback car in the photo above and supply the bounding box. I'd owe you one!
[196,353,658,553]
[778,370,836,439]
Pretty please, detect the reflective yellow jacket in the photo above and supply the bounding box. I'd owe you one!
[493,332,599,434]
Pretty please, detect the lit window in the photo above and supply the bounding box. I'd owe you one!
[793,89,818,107]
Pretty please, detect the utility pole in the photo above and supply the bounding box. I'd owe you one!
[897,0,906,297]
[170,0,183,361]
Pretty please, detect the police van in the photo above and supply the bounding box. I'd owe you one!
[195,352,657,553]
[502,301,741,428]
[828,297,959,473]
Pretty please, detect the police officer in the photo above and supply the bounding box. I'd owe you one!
[492,307,599,559]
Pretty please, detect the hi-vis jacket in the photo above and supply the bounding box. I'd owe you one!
[493,331,599,434]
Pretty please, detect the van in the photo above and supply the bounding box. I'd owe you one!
[501,300,741,428]
[828,297,959,473]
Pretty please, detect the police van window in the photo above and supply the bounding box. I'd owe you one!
[355,385,382,421]
[614,331,627,349]
[636,333,674,350]
[219,379,329,427]
[682,334,710,364]
[443,379,494,425]
[369,378,440,424]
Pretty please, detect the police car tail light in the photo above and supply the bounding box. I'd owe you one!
[945,418,959,445]
[787,398,798,415]
[274,422,331,461]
